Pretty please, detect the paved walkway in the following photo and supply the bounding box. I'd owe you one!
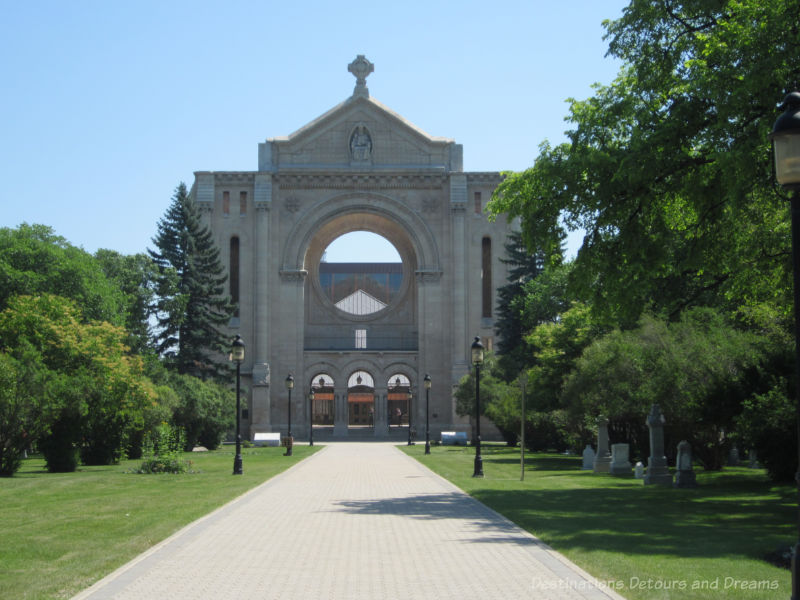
[73,443,626,600]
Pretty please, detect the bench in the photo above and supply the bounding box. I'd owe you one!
[253,432,281,447]
[441,431,468,446]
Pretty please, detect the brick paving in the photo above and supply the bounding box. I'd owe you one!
[72,443,627,599]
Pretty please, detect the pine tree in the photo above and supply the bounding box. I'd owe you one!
[148,183,234,379]
[494,231,547,378]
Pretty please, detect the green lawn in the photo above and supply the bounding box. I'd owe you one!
[0,445,320,600]
[402,443,793,600]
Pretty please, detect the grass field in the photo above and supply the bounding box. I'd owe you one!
[0,445,319,600]
[402,443,793,600]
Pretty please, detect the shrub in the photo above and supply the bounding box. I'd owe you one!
[737,387,796,482]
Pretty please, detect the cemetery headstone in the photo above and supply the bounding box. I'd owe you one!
[644,404,674,486]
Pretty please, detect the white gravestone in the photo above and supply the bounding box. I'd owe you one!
[581,445,596,470]
[609,443,633,475]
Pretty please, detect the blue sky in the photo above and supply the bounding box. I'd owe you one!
[1,0,629,260]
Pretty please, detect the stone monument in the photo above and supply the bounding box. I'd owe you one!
[674,440,697,488]
[634,461,644,479]
[644,404,674,486]
[581,445,595,470]
[609,443,633,476]
[593,417,612,473]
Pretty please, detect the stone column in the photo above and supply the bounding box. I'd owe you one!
[249,181,272,437]
[374,385,388,437]
[334,389,348,437]
[644,404,674,485]
[593,417,612,473]
[449,175,468,382]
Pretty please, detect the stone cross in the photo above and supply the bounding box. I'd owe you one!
[593,417,612,473]
[674,440,697,488]
[348,55,374,98]
[644,404,674,485]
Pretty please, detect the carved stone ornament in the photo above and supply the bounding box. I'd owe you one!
[284,197,300,213]
[348,55,374,98]
[350,125,372,162]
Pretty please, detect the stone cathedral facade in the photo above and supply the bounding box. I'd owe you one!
[191,56,514,440]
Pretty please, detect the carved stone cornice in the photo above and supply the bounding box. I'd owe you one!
[415,269,443,283]
[275,173,447,190]
[254,201,270,212]
[197,203,213,214]
[279,269,308,282]
[214,172,256,185]
[466,172,505,186]
[450,203,466,214]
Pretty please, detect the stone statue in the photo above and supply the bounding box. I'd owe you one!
[350,126,372,161]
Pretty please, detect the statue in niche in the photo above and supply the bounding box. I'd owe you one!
[350,126,372,161]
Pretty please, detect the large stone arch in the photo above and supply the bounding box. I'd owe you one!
[280,192,441,275]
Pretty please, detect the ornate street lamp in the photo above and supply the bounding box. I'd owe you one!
[424,374,432,455]
[285,374,294,456]
[770,91,800,600]
[471,336,484,477]
[308,386,315,447]
[229,335,245,475]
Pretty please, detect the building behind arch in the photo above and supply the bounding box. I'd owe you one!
[190,56,515,440]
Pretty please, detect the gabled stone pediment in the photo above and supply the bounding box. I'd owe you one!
[259,57,462,173]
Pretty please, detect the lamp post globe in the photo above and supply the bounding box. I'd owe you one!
[230,335,245,475]
[771,91,800,600]
[285,374,294,456]
[424,374,432,455]
[471,336,484,477]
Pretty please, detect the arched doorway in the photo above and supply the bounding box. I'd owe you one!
[348,371,375,428]
[310,373,335,428]
[387,374,411,428]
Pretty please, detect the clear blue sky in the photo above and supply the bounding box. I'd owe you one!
[0,0,629,260]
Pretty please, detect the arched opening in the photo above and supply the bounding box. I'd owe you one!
[347,370,375,428]
[387,374,411,428]
[310,373,335,427]
[319,231,403,316]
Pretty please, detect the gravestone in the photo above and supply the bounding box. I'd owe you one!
[644,404,674,486]
[748,449,761,469]
[674,440,697,488]
[727,446,740,467]
[581,445,595,470]
[610,443,632,475]
[634,461,644,479]
[593,417,612,473]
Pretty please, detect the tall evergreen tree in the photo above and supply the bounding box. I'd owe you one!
[494,230,550,378]
[148,183,234,379]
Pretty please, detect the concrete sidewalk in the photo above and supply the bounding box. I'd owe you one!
[73,443,627,600]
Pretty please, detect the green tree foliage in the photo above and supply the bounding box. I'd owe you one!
[0,294,155,471]
[168,374,234,451]
[489,0,800,326]
[525,302,606,413]
[149,184,234,379]
[94,250,158,354]
[494,231,550,378]
[0,224,125,323]
[0,352,46,476]
[562,308,783,469]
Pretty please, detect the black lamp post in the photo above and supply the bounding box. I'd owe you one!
[308,386,315,447]
[424,373,432,454]
[285,374,294,456]
[407,385,413,446]
[771,91,800,600]
[230,335,245,475]
[472,336,484,477]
